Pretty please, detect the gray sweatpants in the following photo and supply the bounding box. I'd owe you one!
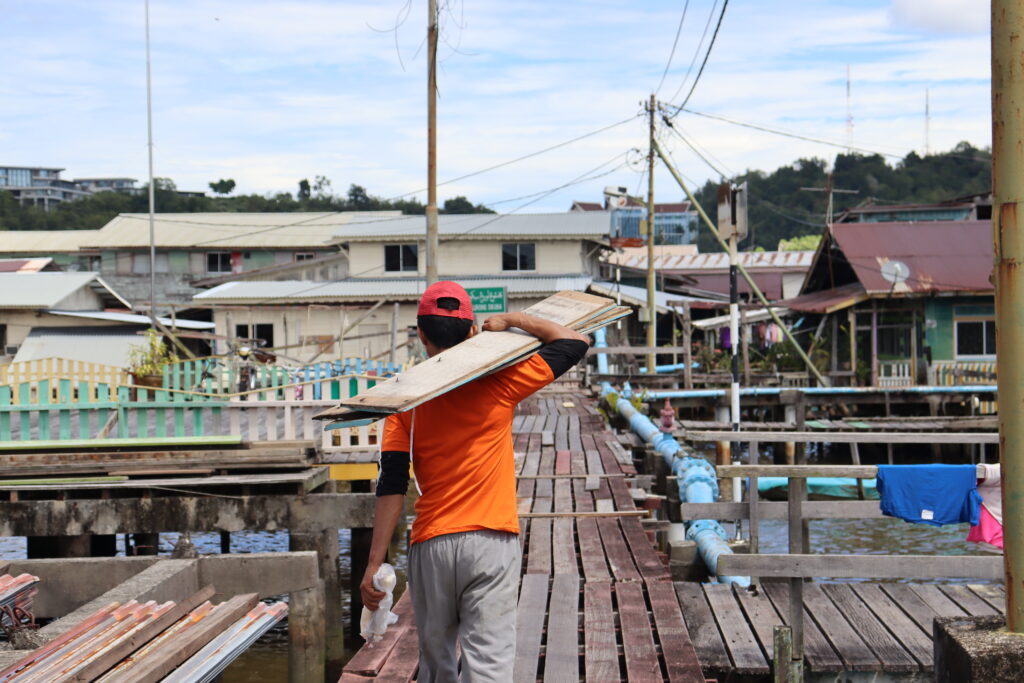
[407,529,521,683]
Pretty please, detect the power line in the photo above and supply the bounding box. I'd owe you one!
[663,119,730,179]
[246,150,640,304]
[668,0,729,113]
[654,1,690,96]
[668,0,719,104]
[387,114,643,200]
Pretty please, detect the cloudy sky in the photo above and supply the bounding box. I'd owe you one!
[0,0,990,211]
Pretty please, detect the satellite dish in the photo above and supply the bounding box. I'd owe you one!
[880,260,910,285]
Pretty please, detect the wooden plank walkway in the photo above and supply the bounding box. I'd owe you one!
[677,580,1007,680]
[341,390,706,682]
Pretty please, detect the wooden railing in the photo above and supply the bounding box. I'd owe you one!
[675,461,1001,679]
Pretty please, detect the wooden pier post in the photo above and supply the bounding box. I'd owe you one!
[289,578,326,683]
[290,526,344,669]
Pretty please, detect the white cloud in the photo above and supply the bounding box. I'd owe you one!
[0,0,992,213]
[888,0,989,35]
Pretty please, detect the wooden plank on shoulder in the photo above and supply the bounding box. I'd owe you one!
[616,581,661,682]
[584,581,619,681]
[703,584,769,675]
[514,573,549,683]
[646,581,703,683]
[543,575,580,683]
[674,582,731,677]
[331,291,615,414]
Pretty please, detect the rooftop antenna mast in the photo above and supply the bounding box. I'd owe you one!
[845,64,853,153]
[144,0,157,316]
[925,88,931,156]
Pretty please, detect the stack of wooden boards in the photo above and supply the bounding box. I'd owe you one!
[315,290,630,427]
[0,586,286,682]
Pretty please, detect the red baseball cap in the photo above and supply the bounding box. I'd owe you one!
[417,281,475,320]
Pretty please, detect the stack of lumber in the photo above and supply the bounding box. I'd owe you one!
[316,290,630,427]
[0,586,286,682]
[0,574,39,633]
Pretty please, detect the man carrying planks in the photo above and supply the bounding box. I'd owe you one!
[360,281,589,682]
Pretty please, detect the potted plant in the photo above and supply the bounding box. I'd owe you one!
[128,329,178,388]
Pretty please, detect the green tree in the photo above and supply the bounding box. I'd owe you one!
[297,179,311,200]
[778,234,822,251]
[442,196,495,214]
[209,178,236,195]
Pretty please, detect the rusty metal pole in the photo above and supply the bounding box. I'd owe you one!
[993,0,1024,632]
[646,94,658,374]
[425,0,439,285]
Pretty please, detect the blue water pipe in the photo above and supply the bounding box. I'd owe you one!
[600,381,750,587]
[639,362,699,374]
[640,384,998,400]
[594,327,610,375]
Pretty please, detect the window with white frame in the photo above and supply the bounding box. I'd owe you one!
[955,318,996,358]
[294,252,316,262]
[501,242,536,271]
[207,252,232,273]
[384,244,418,272]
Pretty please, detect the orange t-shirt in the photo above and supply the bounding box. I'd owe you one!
[382,354,554,545]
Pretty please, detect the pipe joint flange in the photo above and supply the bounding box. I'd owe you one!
[685,519,727,542]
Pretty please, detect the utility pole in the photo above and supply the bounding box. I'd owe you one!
[425,0,439,285]
[992,0,1024,632]
[646,94,657,375]
[144,0,156,317]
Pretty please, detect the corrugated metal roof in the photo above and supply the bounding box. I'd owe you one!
[778,282,869,314]
[194,275,594,303]
[13,327,144,366]
[588,281,719,314]
[0,272,128,309]
[0,258,54,273]
[85,212,402,249]
[606,249,814,271]
[0,230,101,253]
[47,309,215,329]
[330,212,611,242]
[831,221,993,295]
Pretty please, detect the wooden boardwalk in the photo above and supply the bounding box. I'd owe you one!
[341,390,706,682]
[678,580,1006,680]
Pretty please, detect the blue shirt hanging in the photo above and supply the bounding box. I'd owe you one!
[876,464,982,527]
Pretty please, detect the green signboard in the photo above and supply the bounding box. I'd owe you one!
[467,286,507,314]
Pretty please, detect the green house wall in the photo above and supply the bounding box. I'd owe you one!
[924,296,995,362]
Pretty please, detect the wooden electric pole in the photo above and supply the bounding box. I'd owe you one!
[646,94,657,375]
[425,0,439,284]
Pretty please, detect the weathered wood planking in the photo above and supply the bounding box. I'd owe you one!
[817,583,916,673]
[584,582,620,681]
[543,575,580,682]
[702,584,769,675]
[674,582,732,677]
[617,581,662,682]
[761,582,843,672]
[801,582,880,671]
[851,583,933,668]
[646,581,704,683]
[513,573,548,683]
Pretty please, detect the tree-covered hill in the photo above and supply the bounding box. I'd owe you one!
[691,141,992,252]
[0,179,493,231]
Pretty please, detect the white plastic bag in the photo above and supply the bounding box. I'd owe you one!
[359,562,399,643]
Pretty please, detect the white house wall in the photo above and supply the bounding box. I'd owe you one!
[346,239,592,278]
